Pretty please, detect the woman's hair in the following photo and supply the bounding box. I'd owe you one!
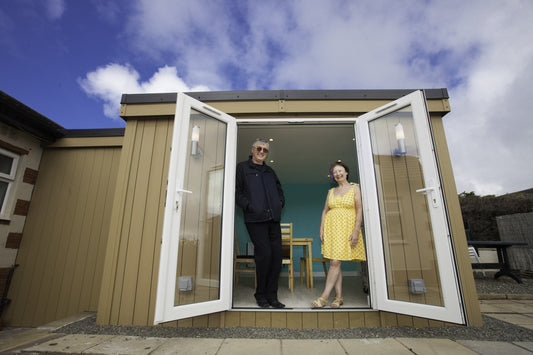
[330,161,349,182]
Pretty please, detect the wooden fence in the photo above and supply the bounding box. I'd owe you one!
[496,212,533,272]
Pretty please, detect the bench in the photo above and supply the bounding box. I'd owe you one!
[468,240,528,283]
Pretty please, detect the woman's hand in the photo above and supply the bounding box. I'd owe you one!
[349,231,359,248]
[319,229,324,243]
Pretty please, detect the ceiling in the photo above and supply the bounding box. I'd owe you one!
[236,123,360,184]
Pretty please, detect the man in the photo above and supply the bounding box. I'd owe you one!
[235,139,285,308]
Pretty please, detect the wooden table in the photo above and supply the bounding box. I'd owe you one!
[291,238,314,288]
[468,240,528,283]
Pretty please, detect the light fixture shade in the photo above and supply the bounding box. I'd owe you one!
[191,125,200,156]
[395,123,405,140]
[394,123,406,155]
[191,125,200,142]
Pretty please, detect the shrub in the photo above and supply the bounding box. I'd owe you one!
[459,191,533,241]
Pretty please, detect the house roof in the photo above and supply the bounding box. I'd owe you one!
[0,89,450,142]
[62,128,125,137]
[121,88,449,104]
[0,91,65,143]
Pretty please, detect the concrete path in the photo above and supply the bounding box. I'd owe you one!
[1,299,533,354]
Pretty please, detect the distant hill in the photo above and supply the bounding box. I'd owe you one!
[507,188,533,197]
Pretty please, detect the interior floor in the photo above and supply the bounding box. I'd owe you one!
[232,274,370,309]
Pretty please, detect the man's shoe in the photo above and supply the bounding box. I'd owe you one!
[257,299,270,308]
[268,300,285,308]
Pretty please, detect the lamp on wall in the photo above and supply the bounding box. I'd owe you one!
[393,123,406,156]
[191,125,200,156]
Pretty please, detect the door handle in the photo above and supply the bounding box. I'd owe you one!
[177,189,193,194]
[416,181,439,208]
[415,187,435,193]
[175,188,193,209]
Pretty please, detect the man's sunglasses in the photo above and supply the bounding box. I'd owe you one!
[255,146,269,153]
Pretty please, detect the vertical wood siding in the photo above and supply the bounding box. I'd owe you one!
[2,99,480,329]
[97,118,173,326]
[95,113,479,328]
[430,115,482,326]
[4,146,121,327]
[155,310,449,329]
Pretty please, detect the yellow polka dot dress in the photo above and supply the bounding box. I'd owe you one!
[322,184,366,261]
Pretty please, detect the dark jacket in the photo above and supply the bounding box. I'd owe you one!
[236,158,285,223]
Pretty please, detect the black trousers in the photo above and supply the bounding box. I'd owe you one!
[245,220,282,302]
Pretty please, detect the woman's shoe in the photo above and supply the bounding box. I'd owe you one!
[311,297,328,308]
[331,297,343,308]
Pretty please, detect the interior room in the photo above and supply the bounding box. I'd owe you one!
[233,122,371,309]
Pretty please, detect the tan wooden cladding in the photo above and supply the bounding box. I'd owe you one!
[97,118,173,326]
[2,102,480,327]
[430,115,483,326]
[96,113,479,327]
[120,99,451,119]
[154,310,451,329]
[46,136,123,148]
[3,146,122,327]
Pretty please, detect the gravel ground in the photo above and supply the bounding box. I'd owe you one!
[54,314,533,341]
[475,272,533,295]
[54,275,533,342]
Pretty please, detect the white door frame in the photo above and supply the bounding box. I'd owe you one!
[154,91,464,324]
[355,90,464,324]
[154,93,237,324]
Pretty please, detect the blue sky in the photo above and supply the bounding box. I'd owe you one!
[1,0,532,196]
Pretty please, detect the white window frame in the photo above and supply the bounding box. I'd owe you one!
[0,147,20,218]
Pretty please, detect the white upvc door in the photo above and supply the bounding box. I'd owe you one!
[356,90,464,324]
[154,93,237,324]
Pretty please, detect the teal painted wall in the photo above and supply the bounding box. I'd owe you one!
[235,182,361,273]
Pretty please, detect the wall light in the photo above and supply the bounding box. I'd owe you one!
[191,125,200,156]
[394,123,406,156]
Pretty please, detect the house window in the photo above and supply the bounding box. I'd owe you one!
[0,147,19,217]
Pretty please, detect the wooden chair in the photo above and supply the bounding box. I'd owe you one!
[300,257,329,285]
[234,234,256,286]
[281,222,294,292]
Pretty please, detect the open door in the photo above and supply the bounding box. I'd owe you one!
[356,90,464,324]
[154,93,237,324]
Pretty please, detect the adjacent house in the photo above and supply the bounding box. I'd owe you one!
[1,89,482,329]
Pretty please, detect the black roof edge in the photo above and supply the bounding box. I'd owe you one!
[61,128,125,138]
[0,90,65,142]
[121,89,449,104]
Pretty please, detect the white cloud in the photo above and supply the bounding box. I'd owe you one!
[82,0,533,194]
[78,64,209,120]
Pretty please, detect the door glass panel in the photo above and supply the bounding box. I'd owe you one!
[174,109,227,306]
[368,105,443,307]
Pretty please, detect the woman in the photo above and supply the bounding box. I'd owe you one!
[311,161,366,308]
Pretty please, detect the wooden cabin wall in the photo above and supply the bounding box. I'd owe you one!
[97,117,173,326]
[430,114,482,326]
[159,310,449,329]
[95,98,481,328]
[4,145,122,327]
